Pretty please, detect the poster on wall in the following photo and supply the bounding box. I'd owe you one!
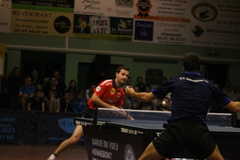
[10,0,74,36]
[74,0,134,18]
[133,0,240,49]
[12,0,74,12]
[11,9,74,37]
[73,14,133,41]
[73,0,134,41]
[0,0,239,49]
[0,0,12,33]
[187,1,240,49]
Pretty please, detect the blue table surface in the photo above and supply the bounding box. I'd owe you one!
[103,119,240,133]
[75,117,240,133]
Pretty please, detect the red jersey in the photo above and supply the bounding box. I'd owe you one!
[87,79,125,109]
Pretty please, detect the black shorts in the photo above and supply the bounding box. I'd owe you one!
[152,120,216,159]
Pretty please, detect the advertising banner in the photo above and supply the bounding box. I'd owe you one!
[74,0,134,18]
[34,111,84,145]
[133,0,240,49]
[11,9,73,37]
[0,0,11,33]
[0,110,32,144]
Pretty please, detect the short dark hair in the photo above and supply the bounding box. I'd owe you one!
[183,52,202,71]
[116,66,130,73]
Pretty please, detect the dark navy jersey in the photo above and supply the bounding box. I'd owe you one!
[152,71,231,125]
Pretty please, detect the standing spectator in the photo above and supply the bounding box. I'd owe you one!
[60,91,72,112]
[44,70,66,96]
[19,76,35,111]
[30,69,41,87]
[7,67,23,110]
[53,70,66,96]
[65,79,77,99]
[44,76,62,99]
[72,90,88,115]
[27,89,45,111]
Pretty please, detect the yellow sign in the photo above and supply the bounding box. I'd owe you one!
[0,43,5,76]
[11,9,73,37]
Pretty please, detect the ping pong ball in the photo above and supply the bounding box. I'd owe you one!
[162,101,166,105]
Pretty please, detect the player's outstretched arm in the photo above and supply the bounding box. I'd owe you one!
[125,86,156,102]
[91,93,118,109]
[225,101,240,113]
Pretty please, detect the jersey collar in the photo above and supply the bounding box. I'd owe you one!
[184,71,201,76]
[112,79,117,89]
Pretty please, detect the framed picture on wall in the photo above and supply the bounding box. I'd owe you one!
[146,69,163,85]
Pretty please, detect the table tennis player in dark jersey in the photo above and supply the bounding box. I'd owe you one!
[126,52,240,160]
[47,66,130,160]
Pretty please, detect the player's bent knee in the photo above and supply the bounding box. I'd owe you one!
[206,145,224,160]
[69,136,81,144]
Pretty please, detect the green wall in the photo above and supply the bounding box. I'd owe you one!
[1,32,240,91]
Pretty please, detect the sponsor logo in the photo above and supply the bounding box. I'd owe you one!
[58,118,75,134]
[110,88,116,94]
[124,144,136,160]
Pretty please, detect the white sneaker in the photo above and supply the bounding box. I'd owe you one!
[47,154,57,160]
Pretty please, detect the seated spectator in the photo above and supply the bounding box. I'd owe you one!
[60,91,73,112]
[45,90,60,112]
[27,89,45,111]
[72,90,88,116]
[19,76,35,111]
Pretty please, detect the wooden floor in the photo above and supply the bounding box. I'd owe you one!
[0,145,88,160]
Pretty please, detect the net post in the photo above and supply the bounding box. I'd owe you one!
[92,107,98,126]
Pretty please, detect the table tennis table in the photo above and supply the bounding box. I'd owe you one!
[75,108,240,160]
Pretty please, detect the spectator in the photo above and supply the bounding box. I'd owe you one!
[44,76,62,99]
[45,90,60,112]
[7,67,23,110]
[135,76,147,92]
[27,89,45,111]
[19,76,35,111]
[44,70,66,96]
[60,91,73,112]
[85,84,96,100]
[65,79,77,99]
[130,86,141,110]
[30,69,41,87]
[72,90,88,115]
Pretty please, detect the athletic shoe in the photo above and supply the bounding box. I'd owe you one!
[47,154,56,160]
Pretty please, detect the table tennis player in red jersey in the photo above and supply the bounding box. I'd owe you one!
[47,66,130,160]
